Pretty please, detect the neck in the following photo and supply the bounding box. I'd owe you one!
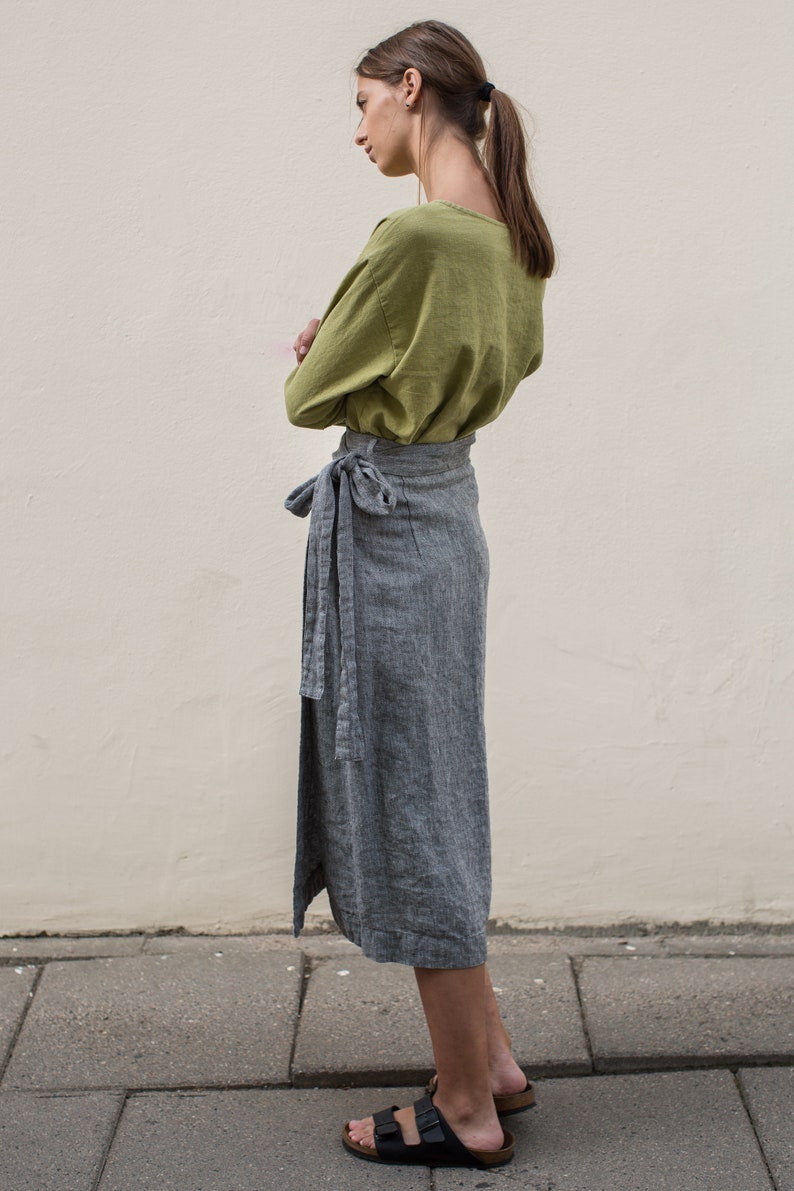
[412,128,485,203]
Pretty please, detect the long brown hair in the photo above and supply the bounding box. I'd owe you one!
[355,19,555,279]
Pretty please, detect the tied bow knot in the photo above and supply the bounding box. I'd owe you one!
[284,446,397,761]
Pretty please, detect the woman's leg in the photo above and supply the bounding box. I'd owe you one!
[483,964,530,1094]
[347,962,510,1152]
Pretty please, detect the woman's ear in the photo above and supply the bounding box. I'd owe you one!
[402,66,423,108]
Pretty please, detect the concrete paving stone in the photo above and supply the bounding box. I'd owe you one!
[140,934,306,956]
[3,951,303,1091]
[293,952,590,1088]
[293,933,658,960]
[0,965,37,1074]
[136,929,794,958]
[579,956,794,1072]
[0,1090,123,1191]
[141,932,364,961]
[145,929,794,954]
[293,936,366,959]
[478,953,591,1077]
[662,934,794,957]
[292,957,434,1087]
[485,934,670,956]
[435,1069,774,1191]
[295,929,794,961]
[98,1087,431,1191]
[0,935,146,960]
[738,1066,794,1190]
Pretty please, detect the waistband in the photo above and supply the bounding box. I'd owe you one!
[284,429,476,761]
[340,428,475,475]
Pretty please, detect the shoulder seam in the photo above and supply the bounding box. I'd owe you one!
[369,205,429,239]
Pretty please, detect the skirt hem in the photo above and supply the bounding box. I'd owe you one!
[295,874,487,968]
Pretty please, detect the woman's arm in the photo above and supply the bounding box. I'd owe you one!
[284,257,396,430]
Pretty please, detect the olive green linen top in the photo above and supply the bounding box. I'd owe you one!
[284,199,545,444]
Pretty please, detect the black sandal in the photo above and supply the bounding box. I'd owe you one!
[342,1093,514,1168]
[424,1070,537,1115]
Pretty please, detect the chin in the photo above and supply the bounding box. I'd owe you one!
[378,161,414,179]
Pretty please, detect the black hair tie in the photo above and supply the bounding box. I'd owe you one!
[477,81,496,102]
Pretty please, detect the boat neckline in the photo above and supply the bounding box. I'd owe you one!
[428,199,509,228]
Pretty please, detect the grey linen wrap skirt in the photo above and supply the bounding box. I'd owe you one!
[284,428,491,968]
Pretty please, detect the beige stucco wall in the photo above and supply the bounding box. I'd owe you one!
[2,1,792,934]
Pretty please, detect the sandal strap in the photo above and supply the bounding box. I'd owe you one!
[370,1093,483,1165]
[413,1094,445,1144]
[413,1095,479,1163]
[372,1105,400,1141]
[372,1105,408,1162]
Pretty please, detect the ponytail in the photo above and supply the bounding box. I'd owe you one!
[482,89,555,278]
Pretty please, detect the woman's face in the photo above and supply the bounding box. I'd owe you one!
[353,76,416,177]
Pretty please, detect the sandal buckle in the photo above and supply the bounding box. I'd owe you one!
[415,1105,444,1143]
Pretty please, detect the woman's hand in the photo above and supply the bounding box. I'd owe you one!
[293,319,320,365]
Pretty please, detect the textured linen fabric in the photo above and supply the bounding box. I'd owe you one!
[285,429,491,967]
[284,200,545,444]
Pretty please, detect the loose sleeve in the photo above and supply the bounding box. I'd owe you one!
[522,345,543,380]
[284,257,396,429]
[522,280,545,378]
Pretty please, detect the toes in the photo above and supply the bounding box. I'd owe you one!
[348,1116,374,1135]
[347,1117,377,1149]
[347,1120,374,1147]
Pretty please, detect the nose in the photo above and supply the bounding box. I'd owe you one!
[354,124,367,146]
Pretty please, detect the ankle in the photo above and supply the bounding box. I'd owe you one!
[433,1086,496,1123]
[488,1050,527,1092]
[486,1025,512,1061]
[487,1041,515,1073]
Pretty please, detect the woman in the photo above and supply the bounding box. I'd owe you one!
[283,19,554,1170]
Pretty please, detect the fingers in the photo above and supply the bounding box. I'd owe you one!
[294,318,321,364]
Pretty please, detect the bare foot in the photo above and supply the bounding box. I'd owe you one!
[347,1103,420,1151]
[429,1054,529,1100]
[347,1094,505,1154]
[489,1053,531,1098]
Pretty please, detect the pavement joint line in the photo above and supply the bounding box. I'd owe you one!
[577,1059,794,1079]
[1,950,781,967]
[592,1058,794,1076]
[286,950,312,1084]
[0,956,126,967]
[0,964,43,1087]
[13,1063,793,1098]
[89,1090,127,1191]
[5,941,794,963]
[2,1081,299,1096]
[731,1069,781,1191]
[3,922,794,938]
[567,955,596,1073]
